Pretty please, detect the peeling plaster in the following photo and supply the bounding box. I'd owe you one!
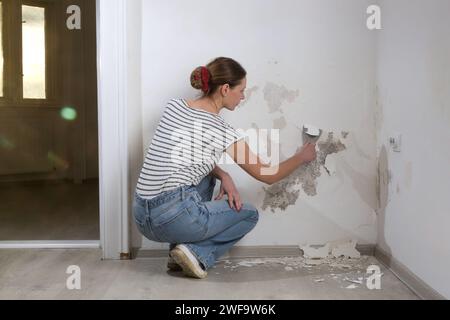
[263,82,299,114]
[262,132,346,212]
[301,240,361,260]
[301,243,330,259]
[330,240,361,259]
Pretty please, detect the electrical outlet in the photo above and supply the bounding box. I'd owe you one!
[389,134,402,152]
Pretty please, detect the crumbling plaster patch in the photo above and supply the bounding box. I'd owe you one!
[262,132,346,212]
[263,82,299,114]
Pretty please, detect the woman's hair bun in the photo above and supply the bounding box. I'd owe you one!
[190,66,210,92]
[190,67,205,90]
[190,58,246,96]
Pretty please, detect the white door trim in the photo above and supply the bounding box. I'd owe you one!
[97,0,130,259]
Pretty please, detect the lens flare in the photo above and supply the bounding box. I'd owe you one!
[60,107,77,121]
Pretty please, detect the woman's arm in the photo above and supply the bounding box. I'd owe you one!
[209,165,230,180]
[225,140,317,185]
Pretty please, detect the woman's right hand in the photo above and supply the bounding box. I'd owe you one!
[214,173,242,212]
[298,142,317,163]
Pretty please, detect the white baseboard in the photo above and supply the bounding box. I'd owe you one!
[134,244,375,259]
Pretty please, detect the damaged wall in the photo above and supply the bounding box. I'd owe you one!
[135,0,378,249]
[375,0,450,299]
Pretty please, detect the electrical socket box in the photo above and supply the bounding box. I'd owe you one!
[389,134,402,152]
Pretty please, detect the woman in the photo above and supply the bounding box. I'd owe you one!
[133,57,316,279]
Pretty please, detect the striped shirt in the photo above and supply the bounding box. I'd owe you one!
[136,98,245,199]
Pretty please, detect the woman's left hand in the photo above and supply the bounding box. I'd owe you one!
[214,174,242,212]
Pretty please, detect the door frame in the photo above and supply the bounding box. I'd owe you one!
[96,0,130,259]
[0,0,130,259]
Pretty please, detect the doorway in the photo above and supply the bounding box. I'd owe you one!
[0,0,99,242]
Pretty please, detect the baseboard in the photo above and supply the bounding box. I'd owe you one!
[374,246,446,300]
[134,244,375,260]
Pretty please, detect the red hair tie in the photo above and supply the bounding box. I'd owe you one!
[201,67,210,93]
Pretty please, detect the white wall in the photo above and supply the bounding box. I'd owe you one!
[376,0,450,299]
[126,0,145,248]
[135,0,378,249]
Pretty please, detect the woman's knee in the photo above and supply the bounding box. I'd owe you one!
[241,202,259,224]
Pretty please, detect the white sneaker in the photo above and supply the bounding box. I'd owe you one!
[167,256,182,271]
[169,244,207,279]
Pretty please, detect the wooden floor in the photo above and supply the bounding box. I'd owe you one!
[0,179,99,240]
[0,249,420,300]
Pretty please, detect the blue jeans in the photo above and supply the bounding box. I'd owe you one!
[133,174,259,270]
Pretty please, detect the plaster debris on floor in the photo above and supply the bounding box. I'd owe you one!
[301,243,330,259]
[219,240,380,290]
[330,239,361,259]
[301,239,361,260]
